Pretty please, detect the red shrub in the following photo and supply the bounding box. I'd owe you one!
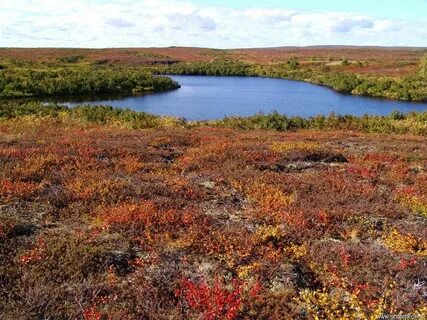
[395,258,417,271]
[20,237,46,265]
[83,307,112,320]
[0,179,39,199]
[83,308,103,320]
[346,165,377,179]
[175,278,243,320]
[339,245,351,267]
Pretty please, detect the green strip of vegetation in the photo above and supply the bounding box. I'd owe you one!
[210,110,427,135]
[0,101,185,129]
[1,101,426,135]
[0,66,180,98]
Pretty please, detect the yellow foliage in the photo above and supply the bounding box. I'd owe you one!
[399,195,427,218]
[167,237,193,250]
[36,139,46,145]
[285,243,308,260]
[296,289,367,320]
[237,181,297,213]
[295,281,412,320]
[382,228,427,256]
[237,262,261,279]
[255,225,284,243]
[271,141,320,153]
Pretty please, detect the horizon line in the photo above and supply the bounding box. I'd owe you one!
[1,45,427,50]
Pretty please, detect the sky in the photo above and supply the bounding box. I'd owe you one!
[1,0,426,48]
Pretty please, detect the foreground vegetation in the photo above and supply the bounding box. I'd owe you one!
[0,103,426,319]
[1,101,426,135]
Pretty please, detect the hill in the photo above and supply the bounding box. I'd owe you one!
[1,46,426,77]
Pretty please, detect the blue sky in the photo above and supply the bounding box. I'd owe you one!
[1,0,426,48]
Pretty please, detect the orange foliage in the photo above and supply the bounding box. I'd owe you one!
[97,201,180,232]
[0,179,39,199]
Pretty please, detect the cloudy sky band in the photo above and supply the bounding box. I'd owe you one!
[1,0,426,48]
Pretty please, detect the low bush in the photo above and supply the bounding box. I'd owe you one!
[1,101,426,135]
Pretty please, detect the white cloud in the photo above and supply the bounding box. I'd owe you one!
[331,17,375,33]
[0,0,426,48]
[105,18,135,28]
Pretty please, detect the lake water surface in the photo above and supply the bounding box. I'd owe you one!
[63,76,427,120]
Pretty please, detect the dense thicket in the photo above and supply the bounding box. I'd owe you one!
[0,67,179,98]
[157,60,253,76]
[317,73,427,101]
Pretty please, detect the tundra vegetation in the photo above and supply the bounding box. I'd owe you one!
[0,47,426,319]
[0,101,426,319]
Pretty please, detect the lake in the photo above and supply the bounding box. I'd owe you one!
[62,75,427,120]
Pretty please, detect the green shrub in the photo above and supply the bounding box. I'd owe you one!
[286,58,299,70]
[214,111,427,135]
[0,67,180,98]
[341,59,350,66]
[160,60,253,76]
[58,55,84,63]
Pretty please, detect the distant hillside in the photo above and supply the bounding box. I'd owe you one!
[0,46,425,77]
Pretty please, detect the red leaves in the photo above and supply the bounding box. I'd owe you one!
[362,152,398,164]
[351,283,369,296]
[82,306,112,320]
[176,277,264,320]
[83,308,103,320]
[249,281,263,297]
[339,245,351,267]
[315,210,330,225]
[346,165,377,179]
[20,237,46,265]
[395,258,417,271]
[328,171,376,197]
[0,179,39,199]
[396,186,418,197]
[282,209,307,228]
[175,278,243,320]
